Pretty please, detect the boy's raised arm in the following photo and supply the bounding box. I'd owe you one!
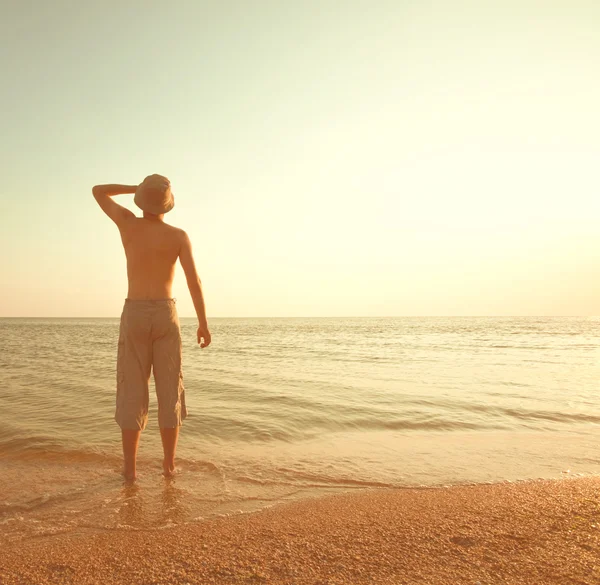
[92,184,137,227]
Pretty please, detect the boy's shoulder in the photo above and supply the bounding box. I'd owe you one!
[163,224,189,249]
[161,222,186,236]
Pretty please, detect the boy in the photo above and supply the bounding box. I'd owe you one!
[93,174,210,480]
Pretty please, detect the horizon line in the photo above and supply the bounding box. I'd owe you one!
[0,315,594,319]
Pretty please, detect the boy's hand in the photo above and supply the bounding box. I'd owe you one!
[197,326,211,348]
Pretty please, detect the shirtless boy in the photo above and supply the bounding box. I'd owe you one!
[92,174,210,481]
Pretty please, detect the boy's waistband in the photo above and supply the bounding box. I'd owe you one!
[124,298,177,304]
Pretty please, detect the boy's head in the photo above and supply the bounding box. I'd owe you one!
[134,174,174,215]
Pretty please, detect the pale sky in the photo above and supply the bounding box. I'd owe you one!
[1,0,598,317]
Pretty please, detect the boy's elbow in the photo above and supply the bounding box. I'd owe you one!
[92,185,108,199]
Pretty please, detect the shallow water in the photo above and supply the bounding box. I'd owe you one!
[1,317,599,542]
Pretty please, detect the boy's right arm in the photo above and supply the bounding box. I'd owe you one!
[179,231,211,348]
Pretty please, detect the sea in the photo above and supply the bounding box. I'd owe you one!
[1,316,599,543]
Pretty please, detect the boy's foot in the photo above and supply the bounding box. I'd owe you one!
[162,460,176,477]
[123,469,137,482]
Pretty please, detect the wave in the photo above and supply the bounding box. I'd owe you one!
[447,401,600,426]
[2,403,596,460]
[0,438,120,464]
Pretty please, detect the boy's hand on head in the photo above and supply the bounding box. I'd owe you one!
[197,326,211,348]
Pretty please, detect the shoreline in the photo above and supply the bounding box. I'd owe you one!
[1,476,599,584]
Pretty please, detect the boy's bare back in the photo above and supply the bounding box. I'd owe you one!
[120,218,185,301]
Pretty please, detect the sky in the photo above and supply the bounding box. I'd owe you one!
[1,0,599,317]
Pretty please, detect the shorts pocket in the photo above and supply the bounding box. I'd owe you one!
[116,335,126,408]
[178,372,188,421]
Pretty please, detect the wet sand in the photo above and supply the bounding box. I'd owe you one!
[1,477,598,585]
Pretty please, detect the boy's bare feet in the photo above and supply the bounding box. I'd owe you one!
[162,460,176,477]
[160,427,179,477]
[121,429,141,483]
[123,468,137,482]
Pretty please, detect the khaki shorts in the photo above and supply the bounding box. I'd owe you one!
[115,299,187,430]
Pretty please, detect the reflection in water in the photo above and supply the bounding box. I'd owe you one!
[115,476,191,529]
[158,477,188,526]
[118,482,143,527]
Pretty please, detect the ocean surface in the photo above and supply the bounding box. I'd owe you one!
[1,316,599,543]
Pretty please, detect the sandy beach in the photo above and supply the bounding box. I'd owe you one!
[1,477,598,585]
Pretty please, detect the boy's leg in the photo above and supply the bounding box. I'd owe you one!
[122,429,141,481]
[160,427,180,476]
[153,300,187,476]
[115,301,152,481]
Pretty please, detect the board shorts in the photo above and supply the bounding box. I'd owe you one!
[115,298,187,430]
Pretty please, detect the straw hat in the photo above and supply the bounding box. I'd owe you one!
[134,174,175,215]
